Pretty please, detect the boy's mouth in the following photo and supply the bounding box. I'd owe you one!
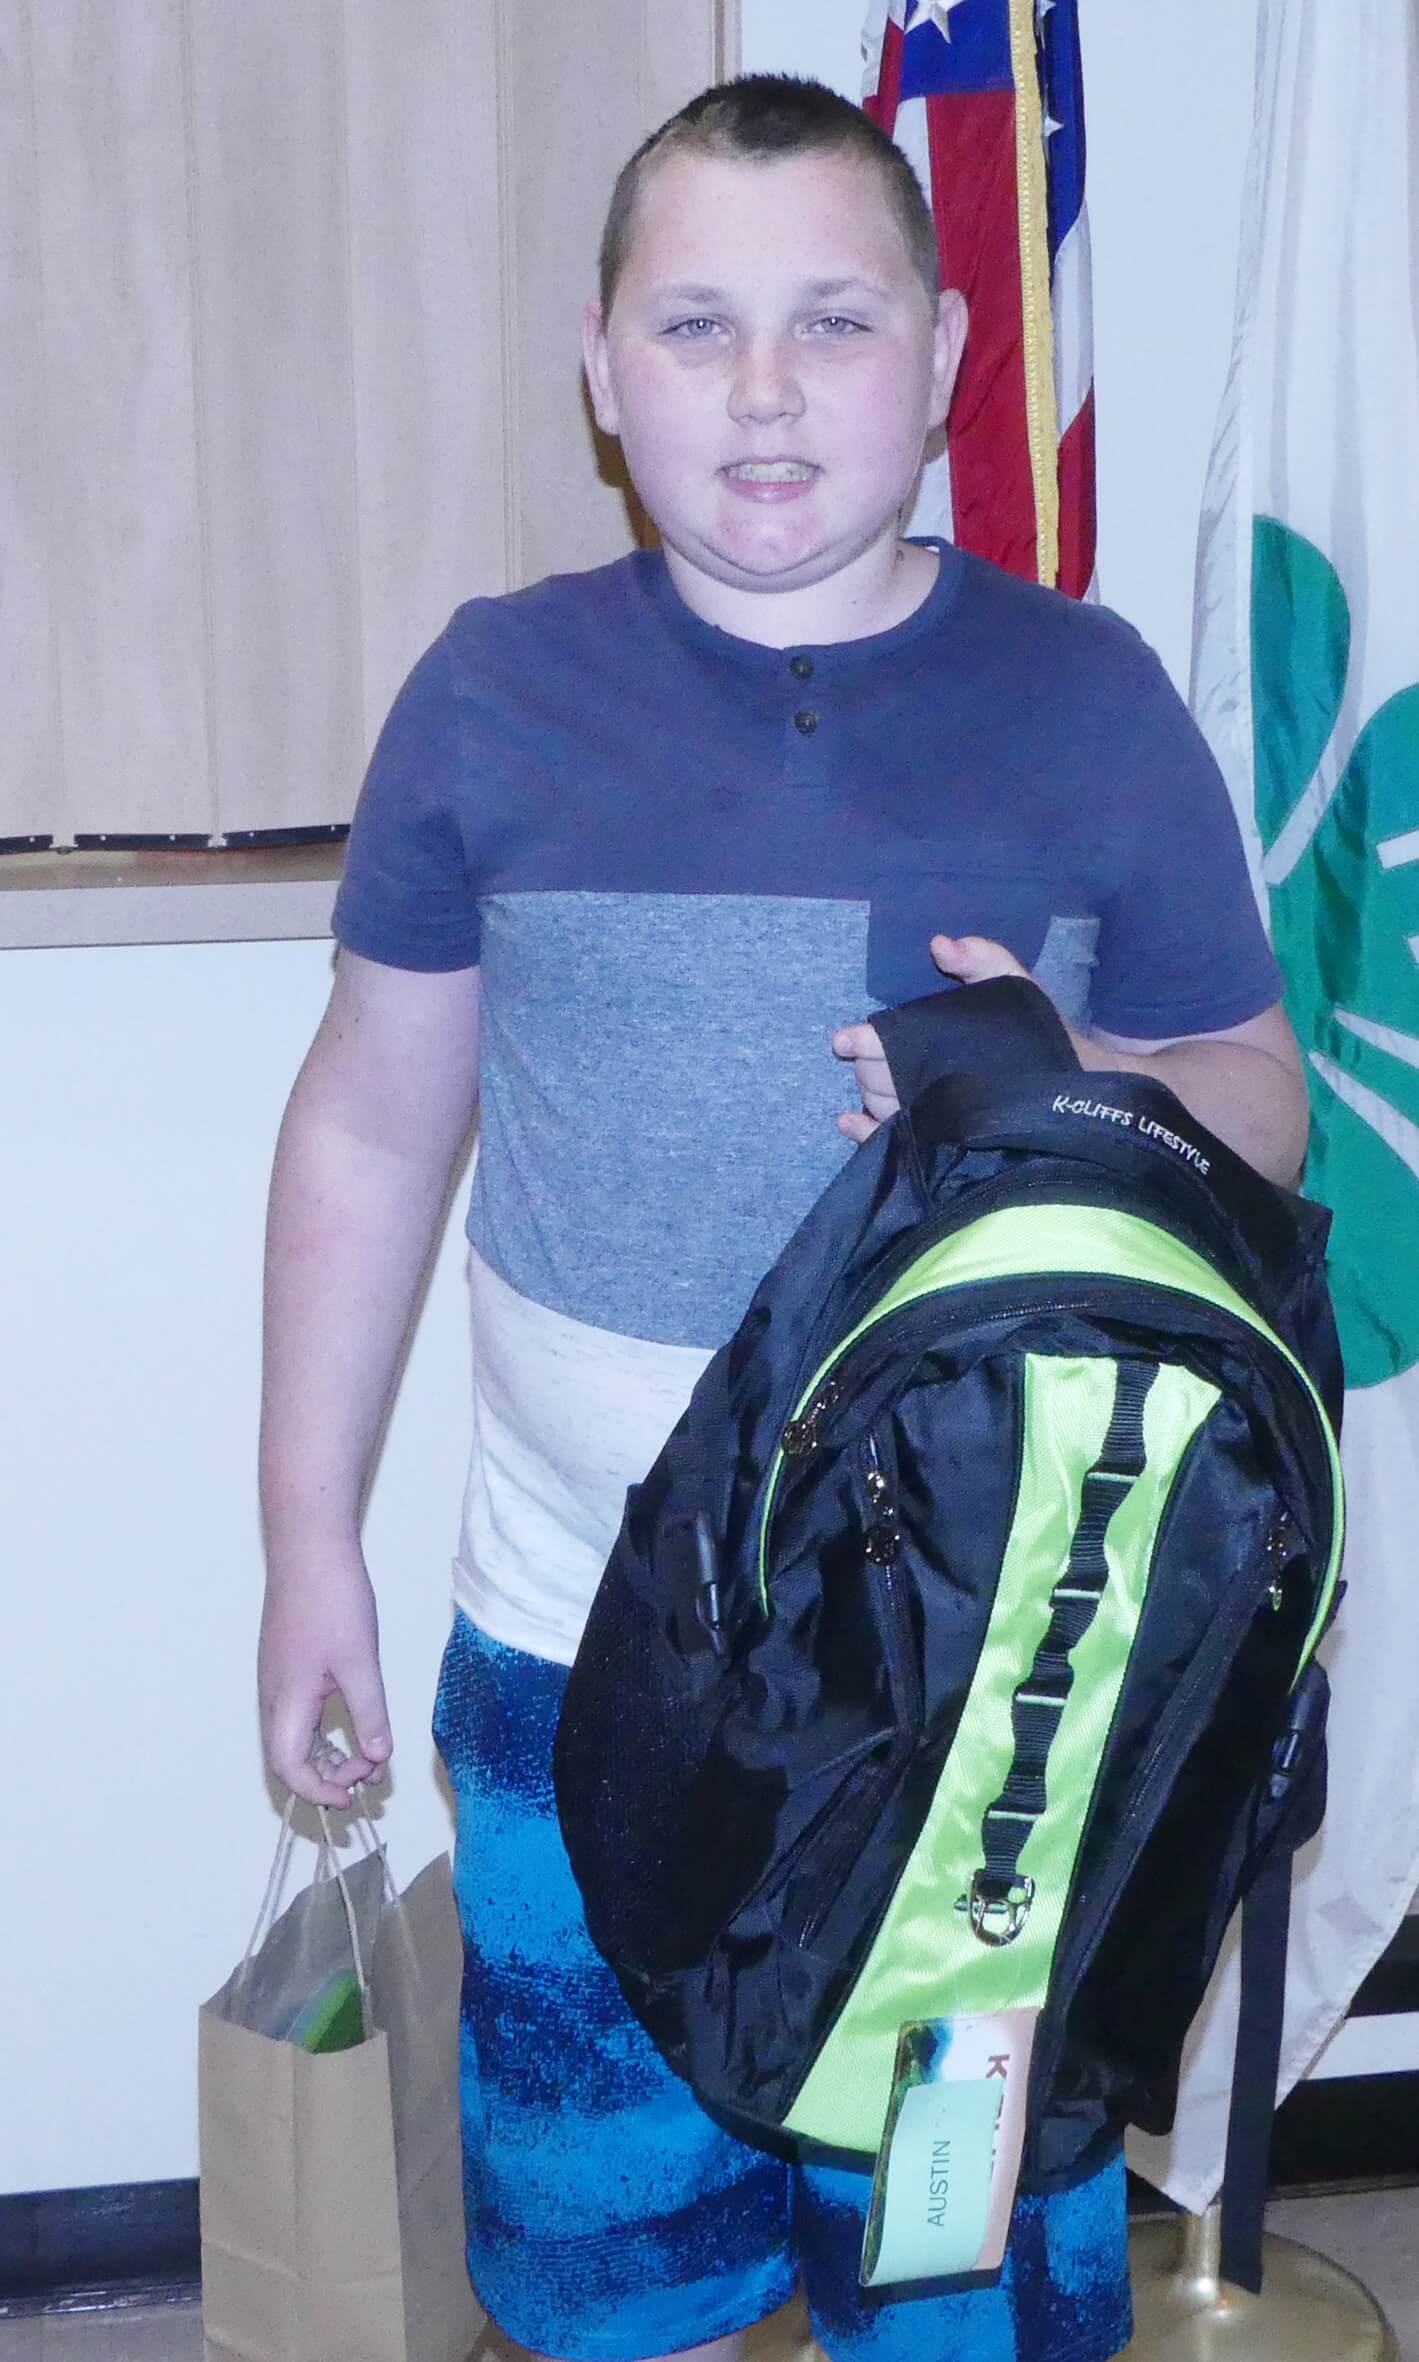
[721,459,819,499]
[722,460,817,484]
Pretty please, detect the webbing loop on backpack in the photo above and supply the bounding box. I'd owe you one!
[965,1363,1157,1943]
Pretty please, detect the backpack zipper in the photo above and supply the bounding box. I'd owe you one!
[756,1274,1341,1672]
[787,1432,923,1953]
[795,1171,1262,1424]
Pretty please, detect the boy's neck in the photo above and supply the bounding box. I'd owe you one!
[661,534,940,651]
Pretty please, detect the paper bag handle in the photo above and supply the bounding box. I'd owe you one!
[237,1794,396,2001]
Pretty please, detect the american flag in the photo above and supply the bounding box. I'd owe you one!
[861,0,1096,597]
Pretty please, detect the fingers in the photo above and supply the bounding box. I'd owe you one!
[268,1733,390,1812]
[929,933,1027,984]
[832,1022,884,1064]
[263,1680,393,1809]
[308,1735,384,1806]
[258,1572,393,1808]
[832,1022,898,1125]
[264,1687,353,1807]
[270,1725,362,1810]
[341,1656,394,1787]
[831,930,1029,1143]
[833,940,1028,1142]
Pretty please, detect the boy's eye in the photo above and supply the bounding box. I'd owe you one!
[811,314,868,335]
[665,317,722,339]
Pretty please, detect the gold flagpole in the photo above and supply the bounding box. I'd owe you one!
[1004,0,1059,587]
[1125,2201,1399,2359]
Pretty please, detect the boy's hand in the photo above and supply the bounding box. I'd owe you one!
[833,934,1066,1141]
[258,1551,393,1808]
[833,929,1307,1182]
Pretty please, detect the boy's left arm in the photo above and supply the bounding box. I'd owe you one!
[1081,1002,1306,1189]
[834,932,1309,1189]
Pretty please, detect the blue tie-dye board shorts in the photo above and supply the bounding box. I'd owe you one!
[433,1612,1133,2362]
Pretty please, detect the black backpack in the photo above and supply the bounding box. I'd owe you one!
[554,980,1344,2289]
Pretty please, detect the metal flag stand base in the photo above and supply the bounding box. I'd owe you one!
[1124,2203,1399,2360]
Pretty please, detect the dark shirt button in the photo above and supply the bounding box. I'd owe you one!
[789,653,814,680]
[794,707,819,735]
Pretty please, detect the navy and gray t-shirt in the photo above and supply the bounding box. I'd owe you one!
[334,540,1279,1663]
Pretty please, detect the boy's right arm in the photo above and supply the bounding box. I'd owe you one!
[258,948,481,1807]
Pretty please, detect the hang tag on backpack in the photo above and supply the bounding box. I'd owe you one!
[860,2005,1038,2289]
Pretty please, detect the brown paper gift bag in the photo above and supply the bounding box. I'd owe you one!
[199,1813,485,2362]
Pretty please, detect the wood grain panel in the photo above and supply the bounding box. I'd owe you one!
[3,0,732,851]
[344,0,507,763]
[26,0,213,842]
[0,1,61,843]
[497,0,725,588]
[187,0,362,837]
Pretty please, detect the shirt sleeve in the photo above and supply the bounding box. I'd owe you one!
[331,627,482,972]
[1088,644,1282,1039]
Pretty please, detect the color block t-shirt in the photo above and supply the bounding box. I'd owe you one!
[334,542,1279,1662]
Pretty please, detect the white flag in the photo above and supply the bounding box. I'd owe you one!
[1128,0,1419,2211]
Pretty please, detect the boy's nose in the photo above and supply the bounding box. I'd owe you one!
[727,335,806,425]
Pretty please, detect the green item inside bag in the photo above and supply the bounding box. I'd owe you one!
[290,1969,365,2053]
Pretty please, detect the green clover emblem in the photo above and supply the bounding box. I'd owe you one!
[1252,516,1419,1387]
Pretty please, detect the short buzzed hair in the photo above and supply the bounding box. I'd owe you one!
[598,74,941,316]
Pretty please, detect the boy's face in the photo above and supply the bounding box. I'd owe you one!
[583,147,965,624]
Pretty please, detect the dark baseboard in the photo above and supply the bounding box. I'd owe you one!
[0,2179,200,2318]
[1272,1915,1419,2191]
[1351,1908,1419,2015]
[1125,2075,1419,2221]
[1270,2070,1419,2192]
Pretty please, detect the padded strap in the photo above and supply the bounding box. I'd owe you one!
[889,1063,1315,1324]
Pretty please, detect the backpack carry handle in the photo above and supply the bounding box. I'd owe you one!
[871,979,1334,1341]
[872,978,1080,1118]
[873,978,1277,1239]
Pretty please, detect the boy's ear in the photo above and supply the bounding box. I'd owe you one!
[581,300,620,436]
[930,289,969,427]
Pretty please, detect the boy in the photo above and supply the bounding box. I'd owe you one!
[259,75,1305,2362]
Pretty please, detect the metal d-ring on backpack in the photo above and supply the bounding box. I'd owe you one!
[553,978,1344,2292]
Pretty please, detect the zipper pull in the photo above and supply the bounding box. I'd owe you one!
[783,1376,842,1458]
[692,1511,728,1658]
[1264,1513,1293,1612]
[864,1432,900,1566]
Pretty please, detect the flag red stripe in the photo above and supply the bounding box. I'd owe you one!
[926,90,1039,582]
[864,18,904,135]
[1055,388,1096,597]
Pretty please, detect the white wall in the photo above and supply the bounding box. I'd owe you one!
[1080,0,1259,682]
[2,942,474,2188]
[4,0,1260,2193]
[737,0,866,102]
